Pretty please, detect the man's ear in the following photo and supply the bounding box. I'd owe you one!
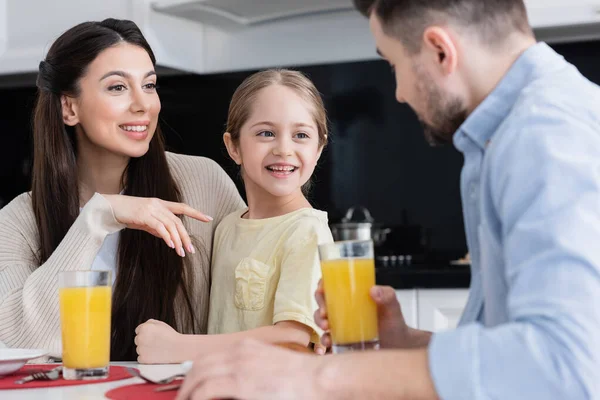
[61,95,79,126]
[223,132,242,165]
[422,26,458,76]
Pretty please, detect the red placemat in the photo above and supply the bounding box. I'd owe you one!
[105,381,181,400]
[0,364,133,389]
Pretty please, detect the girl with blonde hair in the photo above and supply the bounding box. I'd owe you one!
[135,69,333,362]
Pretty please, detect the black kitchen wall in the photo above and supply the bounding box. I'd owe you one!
[1,40,599,255]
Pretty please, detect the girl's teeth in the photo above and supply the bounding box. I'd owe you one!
[269,166,295,171]
[121,125,147,132]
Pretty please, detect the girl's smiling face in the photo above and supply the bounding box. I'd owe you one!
[225,84,322,199]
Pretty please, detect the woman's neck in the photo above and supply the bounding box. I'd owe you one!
[244,183,311,220]
[77,134,129,207]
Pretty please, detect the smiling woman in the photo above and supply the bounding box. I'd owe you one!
[0,19,244,361]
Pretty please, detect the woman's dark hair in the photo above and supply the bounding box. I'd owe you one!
[32,18,196,361]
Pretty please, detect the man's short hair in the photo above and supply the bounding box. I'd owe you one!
[354,0,532,54]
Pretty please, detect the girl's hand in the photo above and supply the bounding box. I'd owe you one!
[135,319,186,364]
[313,342,327,355]
[103,194,212,257]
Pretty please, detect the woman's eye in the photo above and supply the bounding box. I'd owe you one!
[295,132,309,139]
[258,131,275,137]
[108,84,126,92]
[144,83,158,90]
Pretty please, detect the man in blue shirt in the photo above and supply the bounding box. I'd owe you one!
[177,1,600,399]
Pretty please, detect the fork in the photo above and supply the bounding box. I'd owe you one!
[154,383,182,392]
[14,366,62,384]
[126,367,185,385]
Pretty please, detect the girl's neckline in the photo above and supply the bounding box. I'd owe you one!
[236,207,320,224]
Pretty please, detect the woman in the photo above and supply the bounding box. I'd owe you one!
[0,18,244,361]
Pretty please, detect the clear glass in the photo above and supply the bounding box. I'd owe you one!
[318,240,379,353]
[58,270,111,380]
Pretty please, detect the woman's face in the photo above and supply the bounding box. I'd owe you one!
[63,42,161,158]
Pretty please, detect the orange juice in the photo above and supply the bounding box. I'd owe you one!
[59,286,111,369]
[321,258,378,345]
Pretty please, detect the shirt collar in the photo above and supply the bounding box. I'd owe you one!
[453,42,565,152]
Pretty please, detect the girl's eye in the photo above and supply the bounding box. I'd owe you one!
[144,83,158,90]
[295,132,309,139]
[108,84,126,92]
[258,131,275,137]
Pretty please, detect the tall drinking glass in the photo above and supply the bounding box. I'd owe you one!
[318,240,379,353]
[59,270,111,380]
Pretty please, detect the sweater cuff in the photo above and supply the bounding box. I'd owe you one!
[79,193,126,237]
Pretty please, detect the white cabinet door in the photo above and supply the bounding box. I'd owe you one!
[395,289,418,329]
[417,289,469,333]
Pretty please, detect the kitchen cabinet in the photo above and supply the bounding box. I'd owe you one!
[146,0,600,74]
[417,289,469,333]
[0,0,132,75]
[394,289,418,329]
[394,289,469,332]
[2,0,600,76]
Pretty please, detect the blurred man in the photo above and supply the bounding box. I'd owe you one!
[177,1,600,399]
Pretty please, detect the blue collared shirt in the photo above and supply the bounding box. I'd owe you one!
[428,42,600,399]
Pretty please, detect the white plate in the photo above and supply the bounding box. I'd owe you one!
[0,349,48,376]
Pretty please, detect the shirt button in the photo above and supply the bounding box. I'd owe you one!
[469,183,478,199]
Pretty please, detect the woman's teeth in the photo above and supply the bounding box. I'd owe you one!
[120,125,148,132]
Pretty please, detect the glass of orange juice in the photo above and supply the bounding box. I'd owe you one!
[318,240,379,353]
[59,270,111,380]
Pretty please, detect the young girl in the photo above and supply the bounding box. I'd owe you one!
[135,69,333,363]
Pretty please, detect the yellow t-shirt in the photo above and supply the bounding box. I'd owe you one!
[207,207,333,342]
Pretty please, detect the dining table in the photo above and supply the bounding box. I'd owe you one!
[0,361,186,399]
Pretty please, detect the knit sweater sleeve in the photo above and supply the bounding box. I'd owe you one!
[166,152,245,226]
[0,193,124,357]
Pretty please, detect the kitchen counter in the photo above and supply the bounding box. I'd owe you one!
[376,264,471,289]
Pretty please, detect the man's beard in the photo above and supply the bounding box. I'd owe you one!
[413,65,468,146]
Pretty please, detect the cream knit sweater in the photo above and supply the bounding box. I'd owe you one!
[0,152,245,358]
